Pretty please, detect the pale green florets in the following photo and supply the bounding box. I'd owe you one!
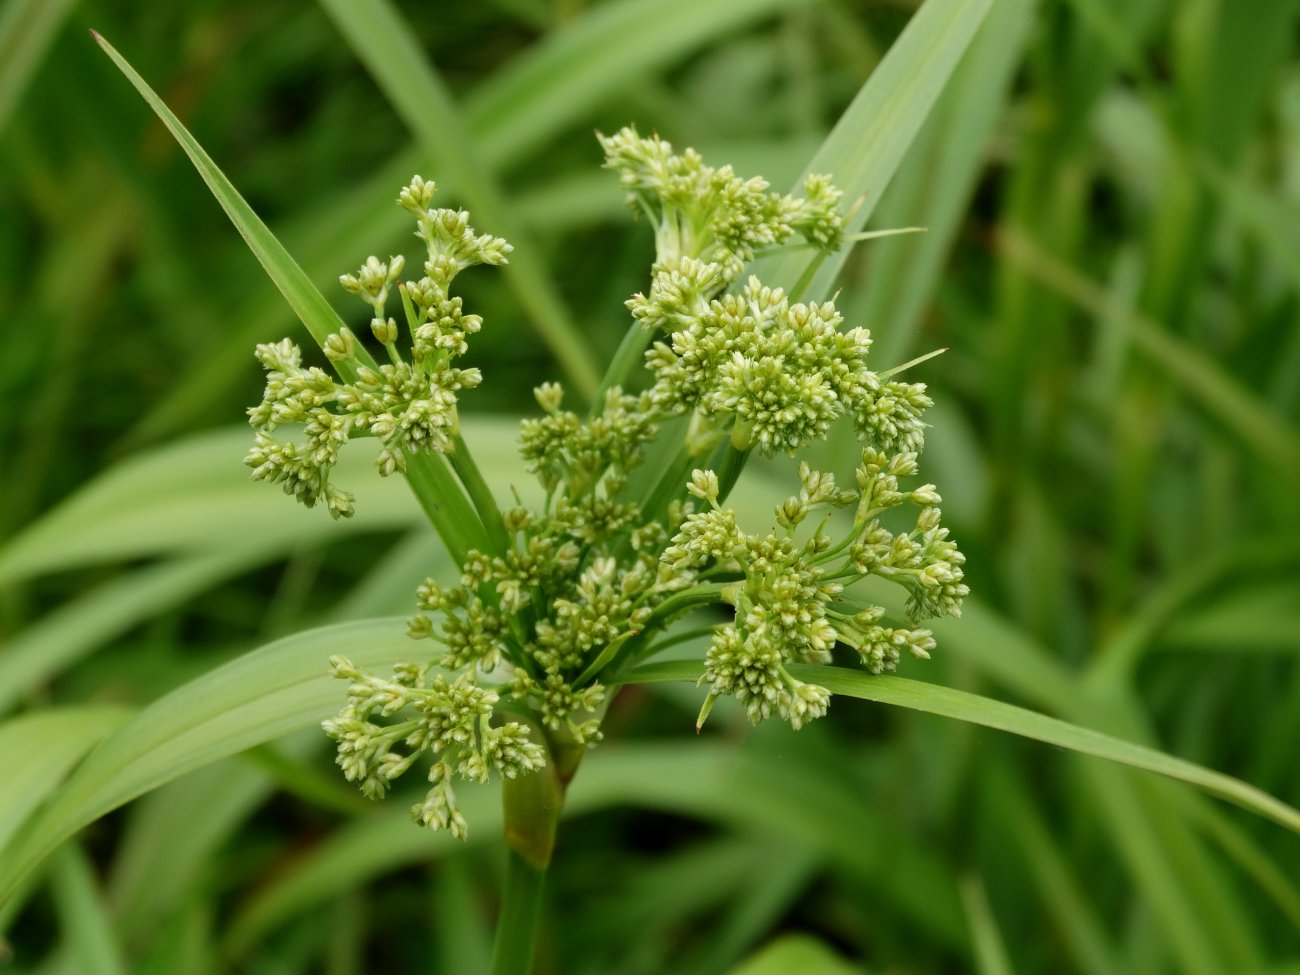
[519,386,657,495]
[847,450,969,621]
[682,453,965,728]
[304,133,966,839]
[245,177,507,518]
[851,374,933,456]
[599,126,841,278]
[322,655,545,837]
[642,275,889,454]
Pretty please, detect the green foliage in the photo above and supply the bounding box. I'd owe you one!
[3,0,1300,972]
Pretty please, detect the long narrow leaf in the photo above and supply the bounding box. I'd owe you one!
[623,661,1300,833]
[91,31,493,564]
[750,0,993,297]
[0,551,273,716]
[50,845,128,975]
[998,227,1300,479]
[0,707,131,853]
[0,619,413,903]
[90,32,347,356]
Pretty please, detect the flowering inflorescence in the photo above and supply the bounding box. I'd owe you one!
[322,656,544,838]
[248,128,967,838]
[598,126,843,276]
[245,176,509,518]
[669,452,966,729]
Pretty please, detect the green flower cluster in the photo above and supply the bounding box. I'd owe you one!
[247,129,966,838]
[245,176,509,518]
[601,127,929,459]
[598,126,843,275]
[642,273,879,454]
[669,452,965,728]
[322,656,544,839]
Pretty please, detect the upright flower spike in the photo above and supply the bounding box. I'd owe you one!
[245,177,506,515]
[599,125,843,276]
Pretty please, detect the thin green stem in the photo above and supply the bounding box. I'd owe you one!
[589,323,653,418]
[491,721,572,975]
[639,582,729,632]
[714,441,752,505]
[449,430,510,556]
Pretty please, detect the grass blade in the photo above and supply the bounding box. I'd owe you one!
[960,874,1015,975]
[90,31,348,356]
[623,661,1300,833]
[91,31,493,565]
[998,227,1300,480]
[750,0,993,298]
[0,0,78,135]
[0,551,273,716]
[467,0,815,167]
[50,844,128,975]
[0,618,413,903]
[0,707,130,852]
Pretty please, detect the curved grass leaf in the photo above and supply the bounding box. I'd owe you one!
[0,429,420,586]
[750,0,993,298]
[796,665,1300,836]
[622,661,1300,834]
[90,31,345,356]
[0,707,131,854]
[856,0,1037,367]
[0,417,527,586]
[0,619,414,903]
[225,740,961,954]
[91,31,493,565]
[0,550,273,716]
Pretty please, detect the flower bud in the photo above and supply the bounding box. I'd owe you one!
[371,316,399,345]
[534,382,564,414]
[910,483,941,506]
[776,496,806,528]
[323,328,357,362]
[687,469,719,502]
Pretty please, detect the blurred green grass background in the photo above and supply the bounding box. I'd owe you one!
[2,0,1300,972]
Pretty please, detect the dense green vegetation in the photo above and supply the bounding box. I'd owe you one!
[2,0,1299,972]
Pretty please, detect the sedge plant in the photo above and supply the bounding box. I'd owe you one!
[242,129,966,971]
[5,8,1286,972]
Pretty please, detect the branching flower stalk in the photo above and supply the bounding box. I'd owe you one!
[245,127,967,972]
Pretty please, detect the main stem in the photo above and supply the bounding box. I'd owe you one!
[490,848,548,975]
[490,725,583,975]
